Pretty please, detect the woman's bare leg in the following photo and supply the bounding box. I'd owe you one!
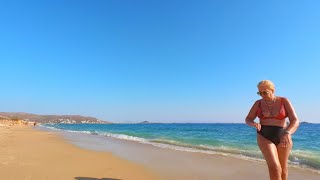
[257,134,282,180]
[277,138,293,180]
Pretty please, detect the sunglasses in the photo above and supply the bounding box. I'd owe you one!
[257,91,270,96]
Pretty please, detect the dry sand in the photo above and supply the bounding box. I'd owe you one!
[0,125,161,180]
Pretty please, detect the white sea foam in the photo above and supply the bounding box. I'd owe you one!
[39,125,94,135]
[103,133,148,143]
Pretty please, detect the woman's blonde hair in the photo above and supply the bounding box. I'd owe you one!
[257,80,275,91]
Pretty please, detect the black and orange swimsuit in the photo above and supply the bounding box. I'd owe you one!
[256,97,288,145]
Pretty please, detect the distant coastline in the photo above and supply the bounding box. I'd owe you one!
[300,121,314,124]
[0,112,110,124]
[1,112,318,125]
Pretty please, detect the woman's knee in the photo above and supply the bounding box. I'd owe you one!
[268,163,282,174]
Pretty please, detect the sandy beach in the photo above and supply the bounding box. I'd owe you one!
[0,125,160,180]
[1,125,319,180]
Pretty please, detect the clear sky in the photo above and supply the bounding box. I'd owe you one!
[0,1,319,123]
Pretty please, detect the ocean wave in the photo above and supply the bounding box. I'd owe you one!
[40,124,98,135]
[39,124,62,131]
[291,149,320,170]
[103,133,149,143]
[150,138,262,159]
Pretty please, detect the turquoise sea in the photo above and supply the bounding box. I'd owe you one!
[42,123,320,172]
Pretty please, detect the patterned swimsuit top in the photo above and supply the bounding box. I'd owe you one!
[256,97,287,120]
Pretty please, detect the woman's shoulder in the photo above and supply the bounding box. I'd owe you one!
[277,96,290,103]
[254,99,262,105]
[255,99,262,103]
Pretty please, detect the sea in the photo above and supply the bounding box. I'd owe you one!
[41,123,320,172]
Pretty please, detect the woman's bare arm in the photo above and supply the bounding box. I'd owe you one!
[245,100,259,127]
[283,98,300,134]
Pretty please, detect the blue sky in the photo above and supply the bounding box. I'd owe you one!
[0,1,319,123]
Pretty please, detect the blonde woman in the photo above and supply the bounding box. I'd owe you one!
[245,80,300,180]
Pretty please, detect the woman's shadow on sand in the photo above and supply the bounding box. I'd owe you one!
[75,177,121,180]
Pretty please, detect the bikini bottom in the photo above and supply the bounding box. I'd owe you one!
[257,125,285,145]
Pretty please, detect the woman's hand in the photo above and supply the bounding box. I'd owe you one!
[280,132,292,148]
[253,123,261,131]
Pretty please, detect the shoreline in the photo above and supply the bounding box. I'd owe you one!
[0,125,161,180]
[43,126,320,180]
[41,124,320,174]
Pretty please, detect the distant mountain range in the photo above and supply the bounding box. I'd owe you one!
[0,112,111,124]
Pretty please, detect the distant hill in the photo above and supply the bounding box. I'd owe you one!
[138,121,150,124]
[0,112,111,124]
[300,121,312,124]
